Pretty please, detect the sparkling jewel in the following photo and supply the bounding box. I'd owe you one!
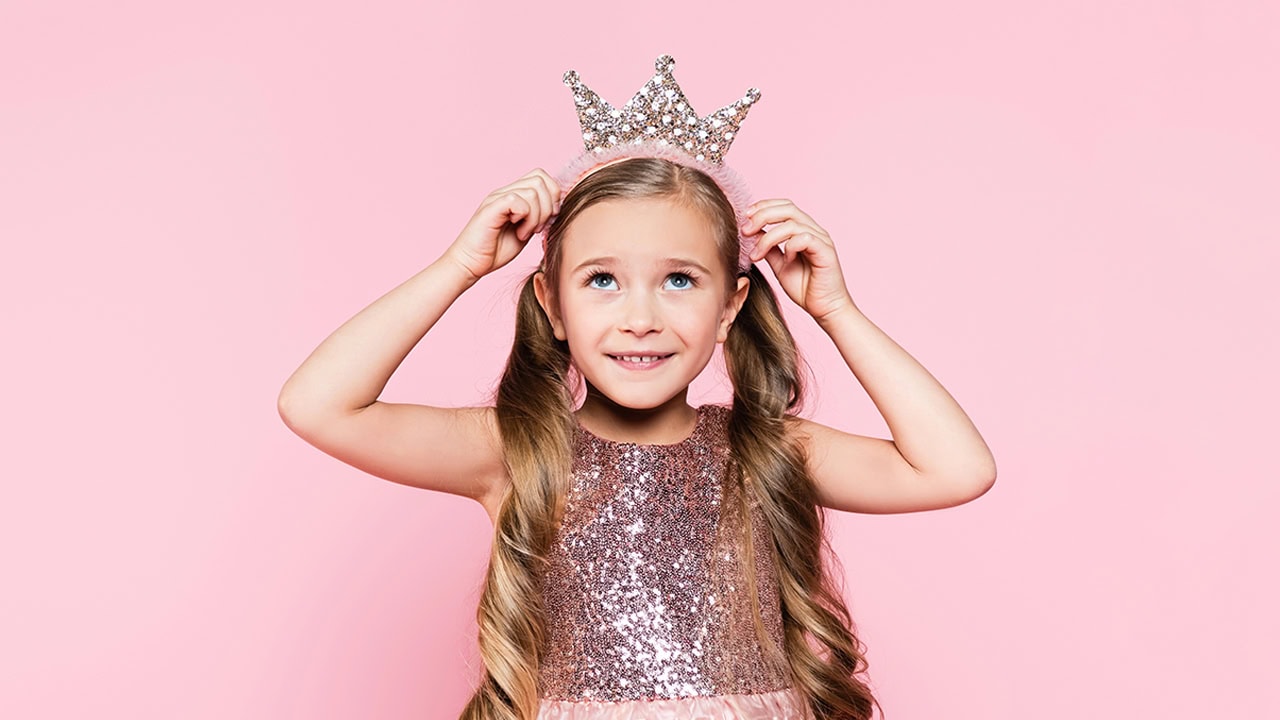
[562,55,761,167]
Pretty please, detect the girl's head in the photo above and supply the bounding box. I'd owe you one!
[531,157,750,412]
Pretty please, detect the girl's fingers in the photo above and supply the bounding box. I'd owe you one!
[483,188,537,239]
[524,180,552,234]
[488,171,555,206]
[488,191,533,235]
[532,168,564,207]
[515,168,561,206]
[750,221,795,262]
[744,210,823,238]
[512,190,544,240]
[477,168,564,239]
[515,186,543,223]
[777,230,821,262]
[750,219,829,261]
[744,215,820,248]
[742,199,823,235]
[505,171,562,234]
[746,198,794,214]
[494,189,524,222]
[762,240,794,278]
[762,230,821,283]
[527,171,559,223]
[746,198,811,220]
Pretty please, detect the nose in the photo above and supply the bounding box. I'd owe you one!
[620,290,662,335]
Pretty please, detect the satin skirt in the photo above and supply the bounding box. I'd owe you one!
[537,687,810,720]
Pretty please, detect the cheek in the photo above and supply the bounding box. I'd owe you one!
[677,298,731,339]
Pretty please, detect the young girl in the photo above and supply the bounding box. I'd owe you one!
[279,58,995,720]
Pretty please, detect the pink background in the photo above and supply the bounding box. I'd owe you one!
[3,1,1276,718]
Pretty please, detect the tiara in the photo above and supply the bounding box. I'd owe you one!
[563,54,761,166]
[552,55,762,270]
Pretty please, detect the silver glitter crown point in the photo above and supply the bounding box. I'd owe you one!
[563,54,761,166]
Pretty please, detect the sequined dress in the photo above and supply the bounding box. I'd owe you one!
[537,404,810,719]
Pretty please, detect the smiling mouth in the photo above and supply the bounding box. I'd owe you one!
[608,353,674,366]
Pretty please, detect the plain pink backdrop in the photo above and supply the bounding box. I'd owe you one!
[3,1,1276,718]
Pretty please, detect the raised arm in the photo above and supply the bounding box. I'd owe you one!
[790,305,997,514]
[277,169,563,522]
[741,198,997,514]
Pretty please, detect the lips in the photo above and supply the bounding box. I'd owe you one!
[607,353,673,363]
[607,352,674,370]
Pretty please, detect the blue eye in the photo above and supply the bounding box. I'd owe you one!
[664,273,695,290]
[587,272,617,290]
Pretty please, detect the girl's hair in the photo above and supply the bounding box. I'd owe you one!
[461,157,881,720]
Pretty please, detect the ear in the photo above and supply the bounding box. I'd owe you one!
[532,270,567,341]
[716,275,751,343]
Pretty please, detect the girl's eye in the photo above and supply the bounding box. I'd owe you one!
[587,273,617,290]
[664,273,695,290]
[585,272,695,290]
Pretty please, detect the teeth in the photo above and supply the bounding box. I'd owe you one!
[617,355,664,362]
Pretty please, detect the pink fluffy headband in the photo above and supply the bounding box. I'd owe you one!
[545,55,763,272]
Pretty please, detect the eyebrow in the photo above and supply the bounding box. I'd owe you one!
[571,256,714,275]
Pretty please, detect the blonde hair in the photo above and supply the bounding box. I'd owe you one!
[460,157,881,720]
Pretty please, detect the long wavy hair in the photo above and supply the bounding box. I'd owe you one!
[461,157,881,720]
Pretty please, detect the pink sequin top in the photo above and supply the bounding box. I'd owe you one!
[537,404,808,718]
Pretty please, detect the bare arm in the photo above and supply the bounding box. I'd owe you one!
[276,259,507,506]
[742,198,996,514]
[277,169,563,519]
[797,305,996,513]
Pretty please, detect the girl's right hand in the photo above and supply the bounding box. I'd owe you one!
[442,168,563,283]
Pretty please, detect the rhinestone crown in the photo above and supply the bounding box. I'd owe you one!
[563,55,761,166]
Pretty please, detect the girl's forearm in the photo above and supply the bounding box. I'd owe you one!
[278,257,480,422]
[815,303,996,483]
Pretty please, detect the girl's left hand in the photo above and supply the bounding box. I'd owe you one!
[741,199,857,323]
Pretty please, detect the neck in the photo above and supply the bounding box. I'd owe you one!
[576,387,697,445]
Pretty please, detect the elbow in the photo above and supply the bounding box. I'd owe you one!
[933,473,994,510]
[277,389,303,432]
[277,385,367,437]
[964,460,997,502]
[969,471,996,501]
[277,381,298,419]
[946,457,997,506]
[277,385,318,434]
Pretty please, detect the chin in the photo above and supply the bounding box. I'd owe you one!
[600,394,670,411]
[582,384,684,412]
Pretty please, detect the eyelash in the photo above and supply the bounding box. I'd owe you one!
[584,270,699,290]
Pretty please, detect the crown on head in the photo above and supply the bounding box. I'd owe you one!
[563,55,761,166]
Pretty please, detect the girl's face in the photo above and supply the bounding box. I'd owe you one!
[535,196,749,414]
